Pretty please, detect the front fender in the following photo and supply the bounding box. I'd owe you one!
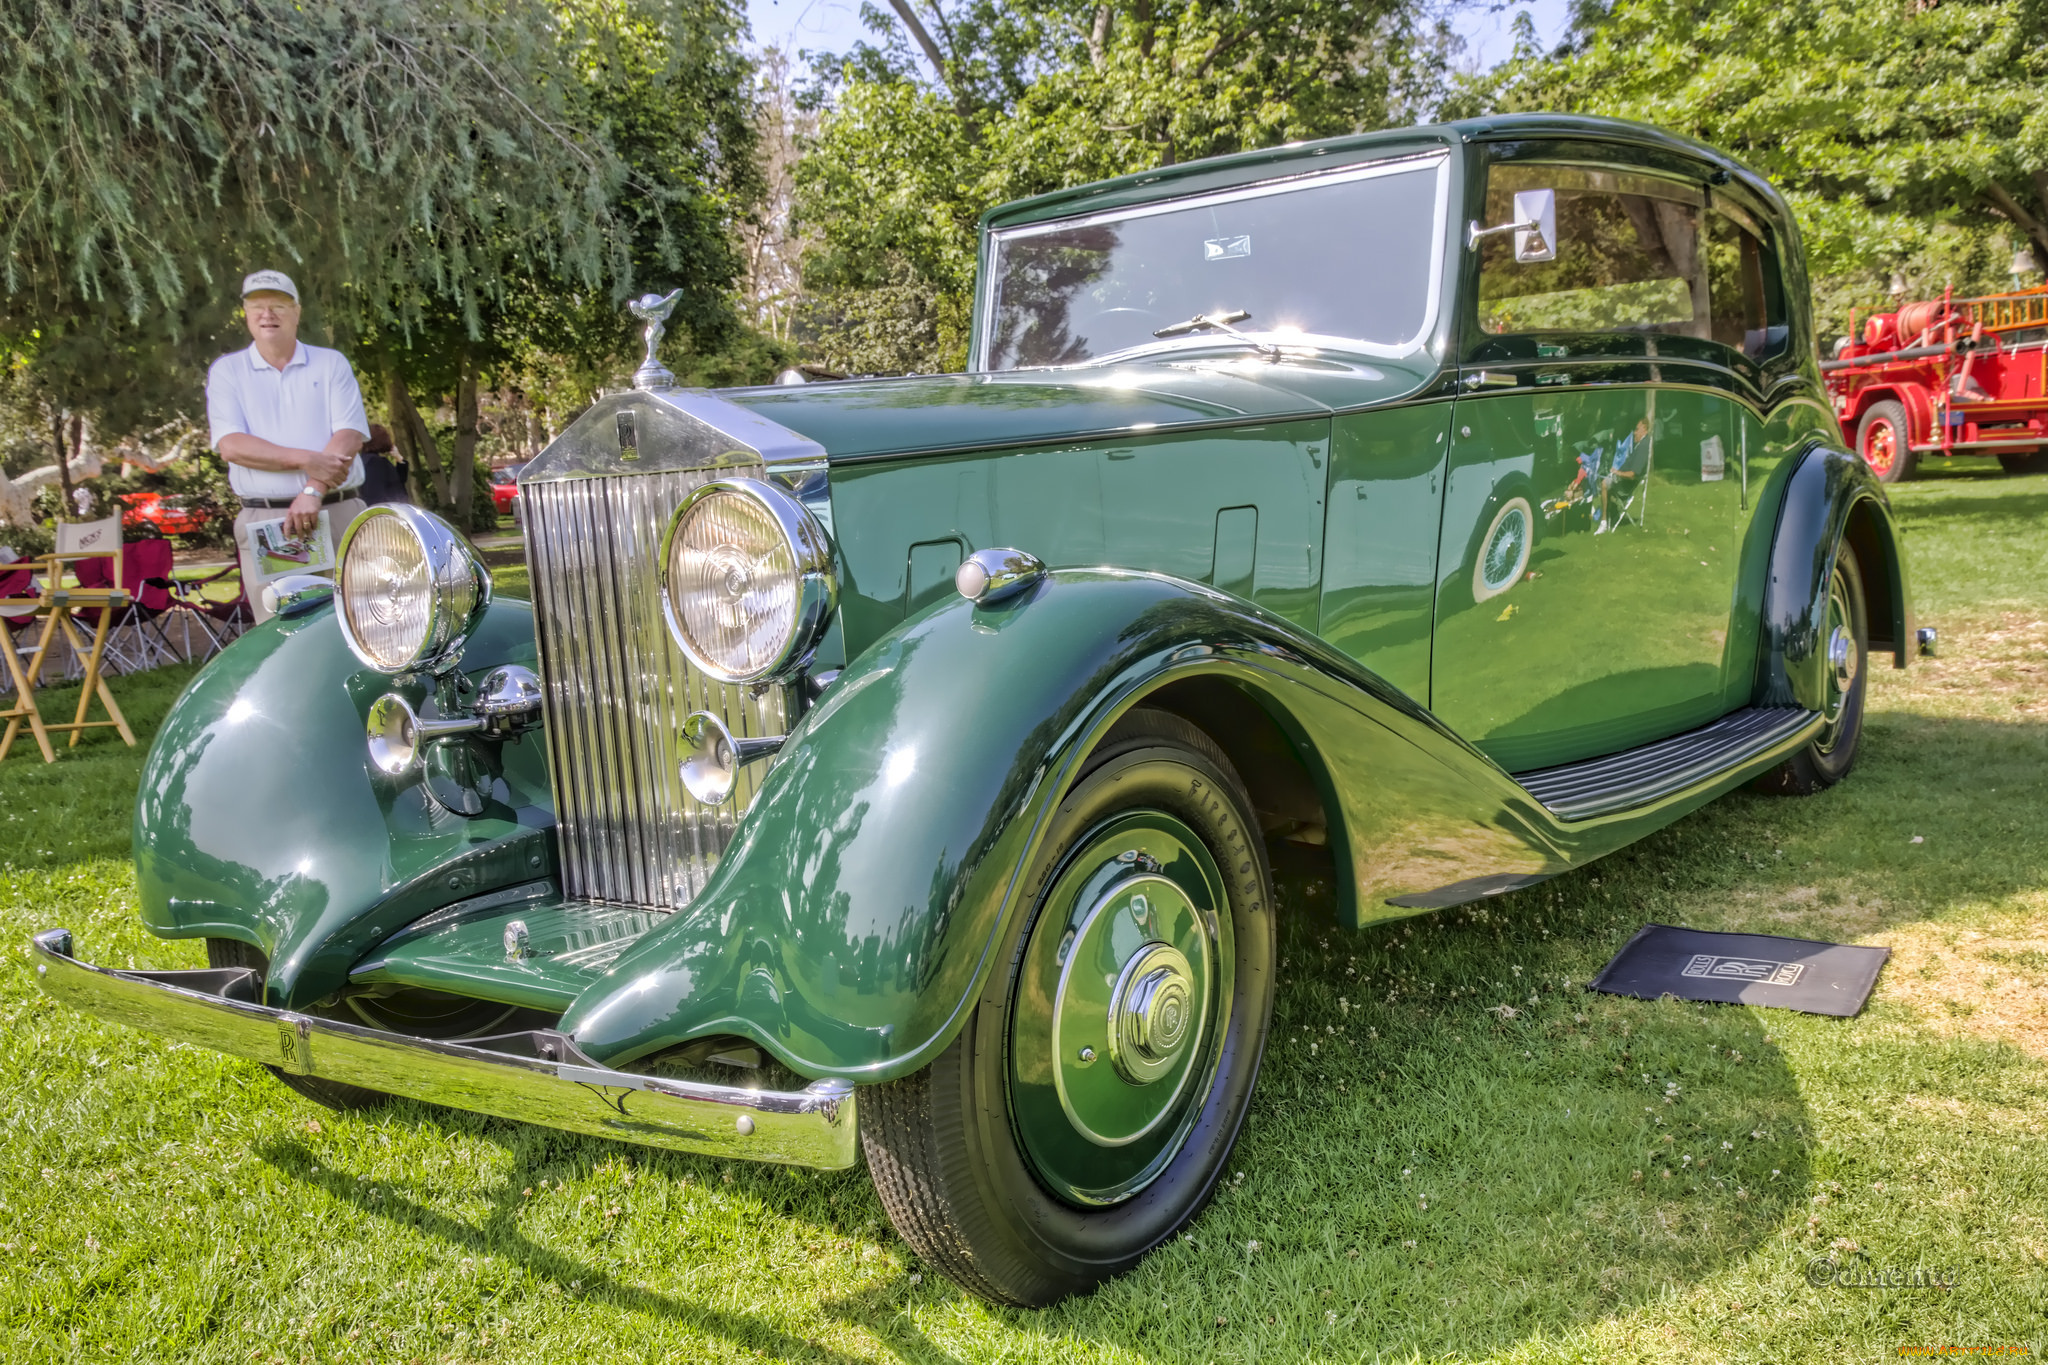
[1756,445,1913,710]
[562,570,1562,1081]
[134,600,557,1006]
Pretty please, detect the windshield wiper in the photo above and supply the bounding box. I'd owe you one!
[1150,309,1281,359]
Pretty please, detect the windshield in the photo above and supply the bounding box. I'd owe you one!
[981,153,1448,371]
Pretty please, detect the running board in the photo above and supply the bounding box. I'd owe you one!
[1513,706,1820,821]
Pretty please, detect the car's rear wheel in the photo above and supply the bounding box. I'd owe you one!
[1856,401,1916,483]
[861,707,1275,1306]
[1756,542,1868,795]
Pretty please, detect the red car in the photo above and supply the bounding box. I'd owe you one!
[119,490,213,536]
[489,463,525,519]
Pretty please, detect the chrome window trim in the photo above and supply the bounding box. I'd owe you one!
[978,151,1453,369]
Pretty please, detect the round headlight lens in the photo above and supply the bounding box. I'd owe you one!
[335,506,489,673]
[661,479,834,683]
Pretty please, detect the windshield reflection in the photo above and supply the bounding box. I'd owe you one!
[983,153,1448,370]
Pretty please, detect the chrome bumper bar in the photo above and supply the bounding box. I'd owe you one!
[30,929,857,1170]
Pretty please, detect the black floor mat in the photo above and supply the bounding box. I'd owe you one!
[1589,924,1889,1017]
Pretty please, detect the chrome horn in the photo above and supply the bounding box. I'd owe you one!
[679,710,786,807]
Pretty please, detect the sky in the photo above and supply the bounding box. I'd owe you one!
[742,0,1573,76]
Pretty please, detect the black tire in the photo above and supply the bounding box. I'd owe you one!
[862,707,1276,1306]
[1755,542,1869,795]
[1855,400,1916,483]
[206,939,390,1111]
[1998,450,2048,475]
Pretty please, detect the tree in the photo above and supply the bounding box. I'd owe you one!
[0,0,761,526]
[1473,0,2048,333]
[793,0,1459,373]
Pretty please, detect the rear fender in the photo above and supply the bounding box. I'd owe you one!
[561,570,1562,1082]
[1755,445,1913,711]
[133,601,557,1006]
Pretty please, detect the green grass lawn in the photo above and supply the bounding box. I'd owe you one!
[5,466,2047,1362]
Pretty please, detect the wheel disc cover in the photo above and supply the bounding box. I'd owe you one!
[1864,421,1897,477]
[1008,811,1231,1207]
[1817,570,1857,753]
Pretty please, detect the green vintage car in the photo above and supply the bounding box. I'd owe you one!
[35,114,1912,1306]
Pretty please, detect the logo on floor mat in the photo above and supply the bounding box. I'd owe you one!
[1681,953,1804,986]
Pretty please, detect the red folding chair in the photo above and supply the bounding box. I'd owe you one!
[74,537,185,671]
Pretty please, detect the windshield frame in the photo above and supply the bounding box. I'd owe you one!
[974,151,1453,372]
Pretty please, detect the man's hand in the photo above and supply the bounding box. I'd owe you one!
[301,445,352,487]
[284,491,324,538]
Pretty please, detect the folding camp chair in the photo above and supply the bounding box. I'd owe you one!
[60,517,151,675]
[73,536,182,672]
[0,560,55,762]
[167,561,253,659]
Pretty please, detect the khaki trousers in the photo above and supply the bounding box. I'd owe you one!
[234,497,365,623]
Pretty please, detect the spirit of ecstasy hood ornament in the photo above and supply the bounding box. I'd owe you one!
[628,288,683,390]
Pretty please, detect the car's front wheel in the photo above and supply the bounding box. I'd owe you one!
[862,707,1275,1306]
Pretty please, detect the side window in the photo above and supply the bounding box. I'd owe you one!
[1705,204,1788,360]
[1477,164,1709,340]
[1476,161,1788,364]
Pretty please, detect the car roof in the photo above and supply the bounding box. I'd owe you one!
[978,113,1792,244]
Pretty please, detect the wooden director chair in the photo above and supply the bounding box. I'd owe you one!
[0,518,137,763]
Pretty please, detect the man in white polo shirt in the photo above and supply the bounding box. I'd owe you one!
[206,270,369,622]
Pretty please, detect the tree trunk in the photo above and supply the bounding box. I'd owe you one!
[449,347,479,524]
[51,408,76,518]
[383,366,449,508]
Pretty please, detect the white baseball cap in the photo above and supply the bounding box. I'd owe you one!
[240,269,299,302]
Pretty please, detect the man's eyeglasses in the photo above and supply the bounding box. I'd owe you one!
[245,301,298,317]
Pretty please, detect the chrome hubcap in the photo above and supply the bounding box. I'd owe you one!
[1828,625,1856,689]
[1108,939,1195,1084]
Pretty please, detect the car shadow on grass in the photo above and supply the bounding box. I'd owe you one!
[256,1137,901,1365]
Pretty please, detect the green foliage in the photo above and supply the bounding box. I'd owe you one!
[1474,0,2048,339]
[0,0,766,520]
[793,0,1459,373]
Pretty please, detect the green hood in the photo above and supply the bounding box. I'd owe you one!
[719,350,1440,463]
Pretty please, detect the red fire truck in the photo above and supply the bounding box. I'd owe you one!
[1823,286,2048,481]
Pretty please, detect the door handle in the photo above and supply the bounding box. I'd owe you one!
[1461,371,1519,390]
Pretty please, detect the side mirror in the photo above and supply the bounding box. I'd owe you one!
[1511,189,1557,263]
[1466,187,1558,264]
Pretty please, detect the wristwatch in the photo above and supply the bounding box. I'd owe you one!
[300,483,323,498]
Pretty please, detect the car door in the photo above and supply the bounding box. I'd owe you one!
[1430,152,1775,773]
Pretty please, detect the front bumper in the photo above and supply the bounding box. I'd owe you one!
[30,929,858,1170]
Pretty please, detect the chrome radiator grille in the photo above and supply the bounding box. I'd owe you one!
[523,470,788,911]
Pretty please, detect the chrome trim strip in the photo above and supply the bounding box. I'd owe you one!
[520,389,828,485]
[31,929,858,1170]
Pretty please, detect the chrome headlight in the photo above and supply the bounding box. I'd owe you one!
[660,478,835,684]
[335,505,491,674]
